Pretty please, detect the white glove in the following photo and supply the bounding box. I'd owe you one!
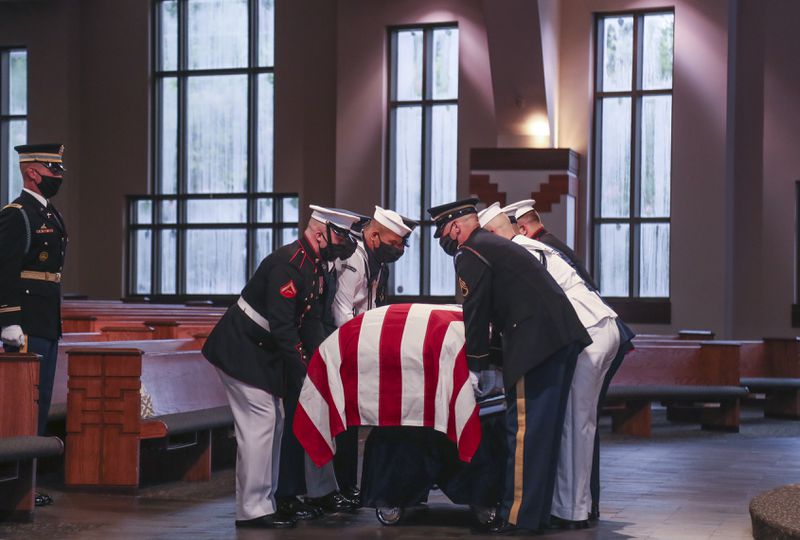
[469,371,480,393]
[1,325,25,348]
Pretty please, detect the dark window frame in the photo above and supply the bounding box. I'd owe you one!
[0,47,26,206]
[139,0,281,299]
[590,9,674,323]
[386,22,459,298]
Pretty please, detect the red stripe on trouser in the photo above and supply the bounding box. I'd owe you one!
[338,314,364,426]
[422,310,463,426]
[378,304,412,425]
[293,403,335,467]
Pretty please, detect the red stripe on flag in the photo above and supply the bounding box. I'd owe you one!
[293,403,335,467]
[456,407,482,463]
[306,350,346,437]
[422,309,463,426]
[338,314,364,426]
[378,304,412,425]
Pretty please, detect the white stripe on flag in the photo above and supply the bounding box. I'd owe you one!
[317,329,347,429]
[298,374,336,455]
[398,304,438,426]
[453,375,477,441]
[434,321,465,432]
[356,305,390,424]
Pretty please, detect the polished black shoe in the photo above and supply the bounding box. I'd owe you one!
[548,514,590,530]
[34,492,53,507]
[340,486,361,507]
[235,513,296,529]
[276,496,321,520]
[486,516,521,535]
[305,491,358,513]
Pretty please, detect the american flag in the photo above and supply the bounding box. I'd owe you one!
[294,303,482,467]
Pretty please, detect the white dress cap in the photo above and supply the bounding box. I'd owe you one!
[477,202,504,228]
[373,206,413,237]
[309,204,362,230]
[500,199,537,221]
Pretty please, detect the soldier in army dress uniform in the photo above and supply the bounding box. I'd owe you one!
[0,144,68,436]
[427,198,591,534]
[0,144,68,508]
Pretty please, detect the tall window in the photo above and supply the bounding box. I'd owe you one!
[593,12,673,299]
[388,24,459,297]
[141,0,285,297]
[1,49,26,205]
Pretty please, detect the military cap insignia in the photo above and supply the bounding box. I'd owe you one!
[39,252,49,262]
[458,276,469,297]
[280,279,298,298]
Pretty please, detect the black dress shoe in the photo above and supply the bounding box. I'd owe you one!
[305,491,358,513]
[486,517,521,535]
[340,486,361,507]
[548,514,590,530]
[235,513,296,529]
[276,496,321,520]
[34,492,53,507]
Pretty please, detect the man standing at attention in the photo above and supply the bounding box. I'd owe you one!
[0,144,68,508]
[202,206,359,529]
[427,198,591,534]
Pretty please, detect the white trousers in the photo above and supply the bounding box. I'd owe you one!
[551,316,620,521]
[217,368,284,520]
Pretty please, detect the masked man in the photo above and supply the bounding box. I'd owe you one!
[327,206,414,502]
[427,198,591,534]
[202,205,359,529]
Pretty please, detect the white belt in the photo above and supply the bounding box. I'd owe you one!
[237,297,271,332]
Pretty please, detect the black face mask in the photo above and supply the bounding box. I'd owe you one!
[373,242,404,264]
[38,174,63,199]
[439,235,459,257]
[319,224,358,262]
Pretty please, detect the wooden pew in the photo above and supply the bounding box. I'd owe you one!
[740,338,800,419]
[0,354,63,521]
[49,338,205,423]
[633,329,715,341]
[605,342,746,437]
[64,347,232,489]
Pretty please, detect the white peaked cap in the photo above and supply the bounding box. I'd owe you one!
[477,202,504,228]
[500,199,537,221]
[309,205,362,230]
[373,206,413,237]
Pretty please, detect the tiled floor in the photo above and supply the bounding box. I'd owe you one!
[2,407,796,540]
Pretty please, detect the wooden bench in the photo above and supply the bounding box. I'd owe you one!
[61,300,224,334]
[740,337,800,419]
[605,342,747,437]
[64,347,232,489]
[634,329,715,341]
[0,354,64,521]
[49,338,206,424]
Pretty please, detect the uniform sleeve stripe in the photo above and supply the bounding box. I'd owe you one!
[0,306,22,314]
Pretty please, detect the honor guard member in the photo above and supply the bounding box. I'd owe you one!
[479,203,620,528]
[501,199,597,290]
[501,200,635,520]
[201,205,359,529]
[274,205,360,519]
[329,205,414,502]
[428,198,591,534]
[0,144,68,438]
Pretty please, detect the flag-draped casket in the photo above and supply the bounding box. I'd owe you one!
[294,303,482,467]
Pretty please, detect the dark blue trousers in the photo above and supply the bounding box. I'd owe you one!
[5,335,58,435]
[333,427,359,491]
[499,344,579,531]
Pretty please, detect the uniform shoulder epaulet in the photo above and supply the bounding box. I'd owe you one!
[2,203,22,210]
